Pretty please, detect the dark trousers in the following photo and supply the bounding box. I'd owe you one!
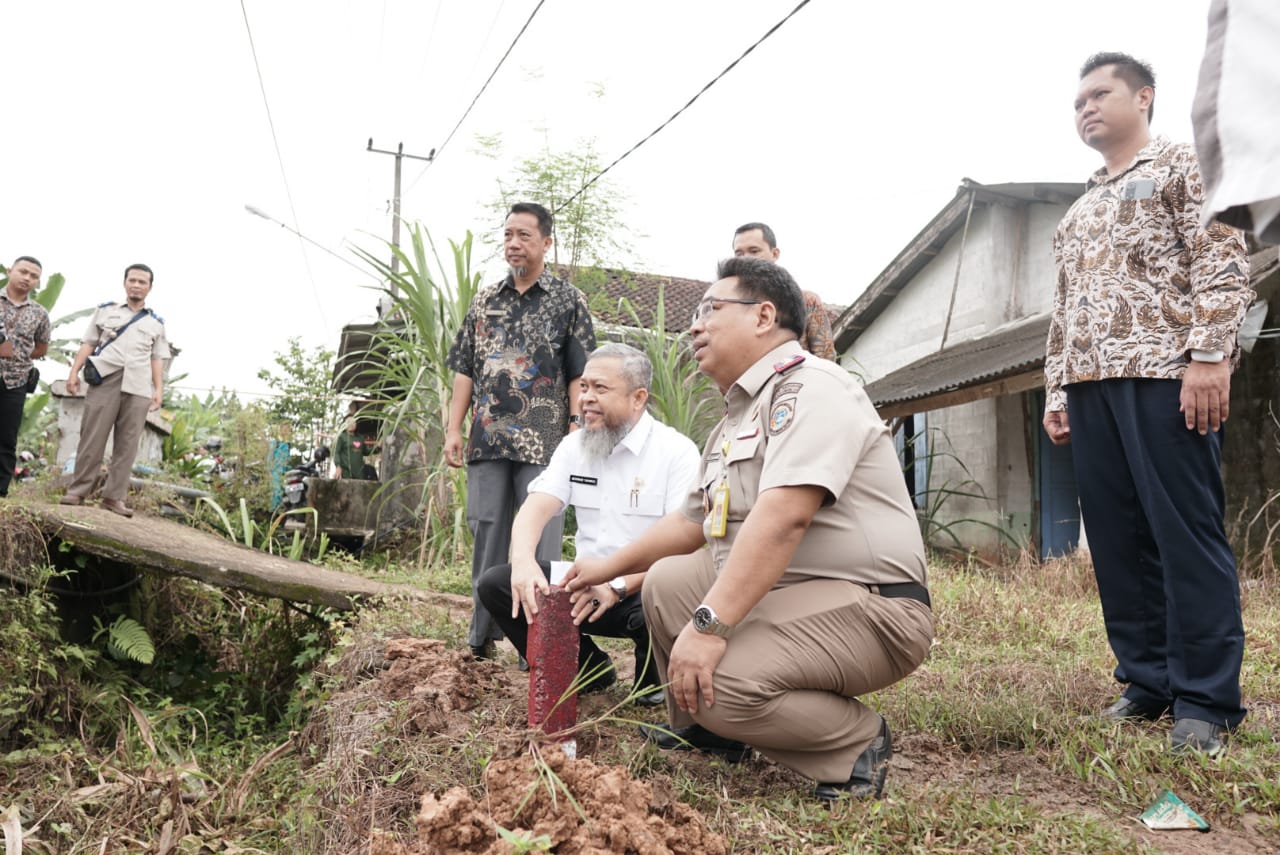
[477,560,661,690]
[1068,378,1245,727]
[0,384,27,497]
[465,460,563,647]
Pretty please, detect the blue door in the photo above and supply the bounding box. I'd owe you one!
[1033,391,1080,557]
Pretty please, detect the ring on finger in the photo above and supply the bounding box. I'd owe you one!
[591,598,600,607]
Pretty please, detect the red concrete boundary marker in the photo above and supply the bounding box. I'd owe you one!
[528,587,580,755]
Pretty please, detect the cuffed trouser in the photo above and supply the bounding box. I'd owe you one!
[65,371,151,502]
[1067,378,1246,727]
[465,460,563,648]
[477,560,660,689]
[0,383,28,496]
[642,549,934,783]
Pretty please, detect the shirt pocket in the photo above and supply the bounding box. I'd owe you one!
[570,482,602,510]
[621,491,665,518]
[724,434,762,521]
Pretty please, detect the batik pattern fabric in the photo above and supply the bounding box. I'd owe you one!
[1045,136,1253,412]
[446,269,595,466]
[0,294,51,391]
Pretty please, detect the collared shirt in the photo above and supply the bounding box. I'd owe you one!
[683,340,927,587]
[446,268,595,466]
[801,291,836,360]
[1045,136,1254,412]
[528,411,699,559]
[334,430,374,478]
[0,292,51,391]
[81,302,170,398]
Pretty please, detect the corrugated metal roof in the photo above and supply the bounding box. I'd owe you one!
[862,314,1051,407]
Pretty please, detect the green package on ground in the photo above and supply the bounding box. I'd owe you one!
[1139,790,1211,831]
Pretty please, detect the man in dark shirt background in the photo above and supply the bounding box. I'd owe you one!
[445,202,596,660]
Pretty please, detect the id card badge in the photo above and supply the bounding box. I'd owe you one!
[709,482,730,538]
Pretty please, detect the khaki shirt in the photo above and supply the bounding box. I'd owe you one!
[683,340,927,587]
[82,302,170,398]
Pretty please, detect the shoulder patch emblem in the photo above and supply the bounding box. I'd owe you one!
[774,381,803,400]
[768,400,795,435]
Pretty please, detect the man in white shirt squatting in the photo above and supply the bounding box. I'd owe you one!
[477,342,700,706]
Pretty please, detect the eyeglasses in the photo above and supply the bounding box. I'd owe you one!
[691,297,762,325]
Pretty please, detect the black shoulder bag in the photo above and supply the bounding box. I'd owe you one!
[83,310,150,386]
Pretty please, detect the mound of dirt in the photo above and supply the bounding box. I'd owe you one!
[305,623,727,854]
[371,745,729,855]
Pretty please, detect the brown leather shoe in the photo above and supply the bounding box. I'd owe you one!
[101,499,134,518]
[59,494,85,506]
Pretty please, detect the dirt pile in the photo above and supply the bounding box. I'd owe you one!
[371,745,728,855]
[305,622,727,854]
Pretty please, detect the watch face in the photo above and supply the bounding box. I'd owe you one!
[693,606,713,632]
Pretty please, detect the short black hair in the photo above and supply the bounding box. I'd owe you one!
[1080,52,1157,124]
[124,263,154,284]
[508,202,554,238]
[715,256,804,340]
[12,255,41,270]
[734,222,777,250]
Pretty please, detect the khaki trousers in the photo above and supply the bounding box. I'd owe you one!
[67,370,152,502]
[642,549,934,782]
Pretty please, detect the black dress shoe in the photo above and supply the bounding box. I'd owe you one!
[579,665,617,694]
[1169,718,1228,758]
[814,716,892,802]
[517,655,529,672]
[632,687,666,708]
[638,723,751,763]
[1099,696,1168,722]
[470,641,497,661]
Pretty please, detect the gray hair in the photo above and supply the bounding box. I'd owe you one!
[588,343,652,393]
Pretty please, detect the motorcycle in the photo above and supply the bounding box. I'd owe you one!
[280,445,330,528]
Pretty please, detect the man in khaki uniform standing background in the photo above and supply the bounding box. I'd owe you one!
[61,263,169,517]
[567,256,932,801]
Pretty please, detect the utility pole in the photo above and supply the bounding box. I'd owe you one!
[366,140,434,293]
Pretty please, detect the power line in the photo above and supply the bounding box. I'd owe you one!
[405,0,546,193]
[554,0,813,216]
[239,0,329,327]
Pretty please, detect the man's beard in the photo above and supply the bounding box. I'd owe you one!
[509,264,528,279]
[580,419,630,464]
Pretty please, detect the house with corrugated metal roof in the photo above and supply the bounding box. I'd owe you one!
[833,178,1280,560]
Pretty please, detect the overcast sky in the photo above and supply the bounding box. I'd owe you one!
[3,0,1213,400]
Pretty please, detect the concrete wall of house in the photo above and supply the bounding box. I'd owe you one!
[843,198,1070,555]
[921,394,1035,556]
[843,200,1069,383]
[922,398,1003,553]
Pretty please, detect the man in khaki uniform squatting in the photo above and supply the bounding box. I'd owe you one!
[566,256,933,801]
[61,263,169,517]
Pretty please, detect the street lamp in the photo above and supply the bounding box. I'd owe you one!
[244,204,373,279]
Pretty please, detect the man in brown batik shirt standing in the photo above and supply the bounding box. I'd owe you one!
[1045,52,1254,756]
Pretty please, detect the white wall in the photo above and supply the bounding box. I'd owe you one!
[843,196,1072,554]
[842,199,1070,384]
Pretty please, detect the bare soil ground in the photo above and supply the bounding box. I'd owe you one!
[305,602,1278,855]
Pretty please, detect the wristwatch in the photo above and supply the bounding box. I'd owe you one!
[692,604,735,638]
[568,414,581,425]
[608,577,628,599]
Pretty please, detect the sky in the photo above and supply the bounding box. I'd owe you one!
[2,0,1215,401]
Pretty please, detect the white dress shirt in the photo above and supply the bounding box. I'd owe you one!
[527,411,699,559]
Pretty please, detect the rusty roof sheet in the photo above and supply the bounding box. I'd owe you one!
[862,314,1052,407]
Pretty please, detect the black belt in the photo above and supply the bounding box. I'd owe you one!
[862,581,931,609]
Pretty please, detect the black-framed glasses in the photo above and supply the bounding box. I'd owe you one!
[691,297,762,324]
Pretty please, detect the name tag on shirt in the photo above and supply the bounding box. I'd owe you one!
[1122,178,1155,200]
[570,474,598,485]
